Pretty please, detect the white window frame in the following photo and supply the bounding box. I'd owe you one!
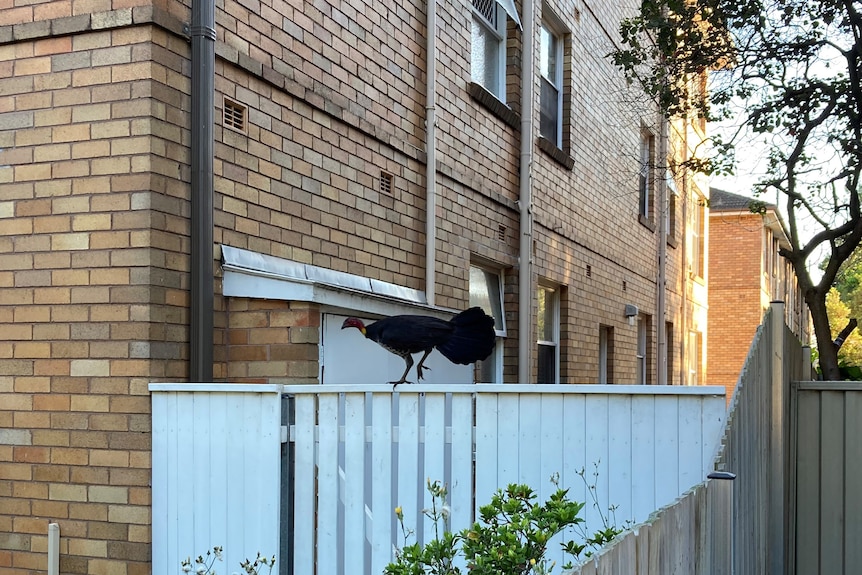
[690,193,705,279]
[687,330,701,385]
[470,264,506,383]
[539,18,563,147]
[599,325,612,384]
[537,284,560,384]
[471,0,507,100]
[636,315,648,384]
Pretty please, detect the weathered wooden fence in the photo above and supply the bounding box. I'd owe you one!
[150,383,726,575]
[570,301,816,575]
[570,472,735,575]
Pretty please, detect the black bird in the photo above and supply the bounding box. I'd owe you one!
[341,307,496,385]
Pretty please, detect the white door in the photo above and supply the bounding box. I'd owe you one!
[321,313,474,384]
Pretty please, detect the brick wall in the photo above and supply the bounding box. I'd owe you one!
[1,0,705,571]
[707,212,767,397]
[0,3,190,573]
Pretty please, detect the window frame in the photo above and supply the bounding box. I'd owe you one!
[471,0,507,102]
[536,283,560,384]
[687,330,702,385]
[539,19,563,147]
[690,192,706,279]
[470,263,506,383]
[636,314,650,385]
[599,324,613,384]
[639,130,656,224]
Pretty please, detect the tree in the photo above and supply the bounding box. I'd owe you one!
[610,0,862,380]
[829,247,862,319]
[825,288,862,376]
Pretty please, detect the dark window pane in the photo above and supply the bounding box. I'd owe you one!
[537,344,555,384]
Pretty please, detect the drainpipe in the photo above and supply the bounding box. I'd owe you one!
[425,0,437,307]
[657,112,668,385]
[189,0,215,382]
[679,120,689,386]
[655,2,669,386]
[518,0,535,384]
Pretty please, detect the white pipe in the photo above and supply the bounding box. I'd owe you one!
[425,0,438,307]
[518,0,535,383]
[48,523,59,575]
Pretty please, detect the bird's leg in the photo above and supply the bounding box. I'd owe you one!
[415,349,433,381]
[391,354,414,386]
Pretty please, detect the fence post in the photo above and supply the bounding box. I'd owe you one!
[769,301,787,575]
[707,471,736,575]
[800,345,813,381]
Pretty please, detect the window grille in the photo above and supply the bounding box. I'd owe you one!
[472,0,497,26]
[223,99,246,133]
[379,172,393,194]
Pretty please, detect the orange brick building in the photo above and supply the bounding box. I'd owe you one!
[0,0,710,572]
[707,188,811,398]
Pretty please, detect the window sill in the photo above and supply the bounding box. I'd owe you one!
[638,214,656,232]
[667,236,677,249]
[468,82,520,130]
[537,136,574,170]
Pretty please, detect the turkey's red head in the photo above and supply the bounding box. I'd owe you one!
[341,317,367,335]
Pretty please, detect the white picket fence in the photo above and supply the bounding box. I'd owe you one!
[150,383,726,575]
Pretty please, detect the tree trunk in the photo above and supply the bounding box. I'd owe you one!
[809,295,842,380]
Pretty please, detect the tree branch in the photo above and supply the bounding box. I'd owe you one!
[834,317,858,353]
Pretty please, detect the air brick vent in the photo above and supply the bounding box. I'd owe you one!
[380,172,393,194]
[224,98,246,133]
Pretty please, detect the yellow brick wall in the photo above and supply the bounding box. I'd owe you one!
[0,3,191,573]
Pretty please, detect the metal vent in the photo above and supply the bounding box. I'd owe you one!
[497,225,506,241]
[224,98,246,132]
[622,280,627,292]
[380,172,393,194]
[586,264,592,278]
[472,0,496,25]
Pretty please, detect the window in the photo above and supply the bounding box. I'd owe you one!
[470,264,506,383]
[666,168,678,241]
[665,322,674,385]
[690,193,705,278]
[687,331,702,385]
[539,21,562,146]
[599,325,614,384]
[537,285,559,384]
[471,0,507,100]
[636,314,651,384]
[639,130,656,222]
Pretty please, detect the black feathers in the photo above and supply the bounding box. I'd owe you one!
[341,307,496,384]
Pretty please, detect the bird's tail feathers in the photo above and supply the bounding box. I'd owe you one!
[436,307,496,364]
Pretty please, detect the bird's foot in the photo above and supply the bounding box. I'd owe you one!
[390,379,413,387]
[416,364,431,381]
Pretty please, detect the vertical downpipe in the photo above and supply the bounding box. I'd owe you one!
[47,523,59,575]
[425,0,437,307]
[657,111,668,385]
[189,0,215,382]
[518,0,535,384]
